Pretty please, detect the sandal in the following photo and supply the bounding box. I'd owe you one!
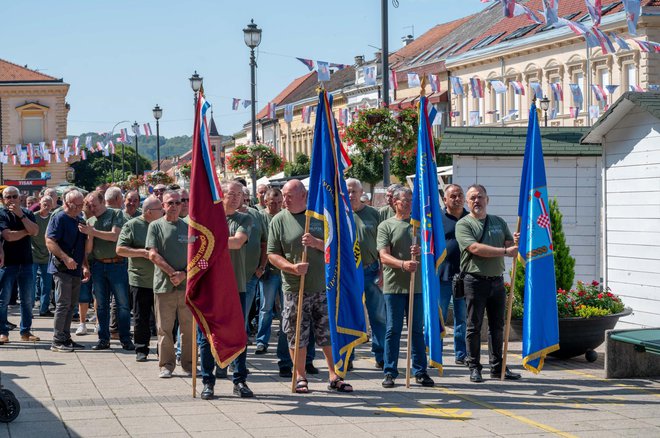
[295,378,309,394]
[328,377,353,393]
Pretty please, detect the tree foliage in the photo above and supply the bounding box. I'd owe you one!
[71,145,152,191]
[284,153,311,177]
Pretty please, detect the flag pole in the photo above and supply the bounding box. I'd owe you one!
[291,216,311,393]
[405,223,419,389]
[192,319,198,397]
[501,217,521,380]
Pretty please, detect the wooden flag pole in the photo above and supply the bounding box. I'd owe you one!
[192,319,198,397]
[405,223,419,389]
[291,215,312,393]
[501,217,522,380]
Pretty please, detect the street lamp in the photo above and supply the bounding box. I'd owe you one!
[244,18,262,201]
[132,121,140,176]
[153,105,163,171]
[540,95,550,127]
[189,71,203,107]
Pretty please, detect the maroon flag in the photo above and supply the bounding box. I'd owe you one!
[186,92,247,367]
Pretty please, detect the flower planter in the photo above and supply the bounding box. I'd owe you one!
[510,308,632,362]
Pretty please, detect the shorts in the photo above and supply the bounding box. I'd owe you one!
[282,292,331,349]
[79,280,93,304]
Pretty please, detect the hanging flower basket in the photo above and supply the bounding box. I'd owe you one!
[146,171,173,186]
[226,144,284,178]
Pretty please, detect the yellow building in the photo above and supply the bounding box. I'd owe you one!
[0,58,71,195]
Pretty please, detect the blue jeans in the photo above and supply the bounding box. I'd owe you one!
[198,292,248,385]
[439,280,467,361]
[245,274,260,336]
[0,264,36,336]
[383,293,427,379]
[364,262,386,363]
[33,263,53,315]
[92,261,131,344]
[256,271,282,348]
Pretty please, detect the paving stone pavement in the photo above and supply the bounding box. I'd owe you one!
[1,305,659,437]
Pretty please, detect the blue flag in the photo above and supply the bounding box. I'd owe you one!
[411,96,447,373]
[517,102,559,373]
[306,91,368,377]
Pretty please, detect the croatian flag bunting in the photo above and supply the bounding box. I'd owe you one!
[622,0,641,35]
[27,143,34,164]
[80,149,86,161]
[39,142,46,157]
[364,66,377,86]
[284,104,294,123]
[514,2,543,24]
[589,105,600,119]
[551,83,563,101]
[634,39,652,52]
[585,0,602,27]
[450,77,464,95]
[132,124,141,136]
[590,28,616,54]
[569,84,583,104]
[542,0,559,27]
[557,17,590,36]
[469,111,480,126]
[428,74,441,93]
[407,73,421,88]
[549,107,558,120]
[530,82,543,99]
[296,57,315,71]
[591,84,607,102]
[96,142,104,152]
[611,33,631,51]
[267,102,277,119]
[330,63,348,70]
[144,123,152,137]
[73,137,79,155]
[630,84,644,92]
[108,141,115,154]
[470,78,483,98]
[511,81,525,95]
[502,0,516,18]
[605,85,619,95]
[51,140,57,153]
[389,69,399,91]
[232,98,240,110]
[490,80,507,94]
[119,129,128,142]
[317,61,331,82]
[243,100,252,109]
[570,106,580,118]
[85,135,92,148]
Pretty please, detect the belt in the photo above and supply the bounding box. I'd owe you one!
[96,256,124,264]
[466,273,503,281]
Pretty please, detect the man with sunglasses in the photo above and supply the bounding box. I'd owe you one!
[46,190,89,352]
[178,189,189,222]
[152,184,167,202]
[0,186,40,344]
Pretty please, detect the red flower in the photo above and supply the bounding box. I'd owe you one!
[607,292,613,297]
[591,280,600,287]
[578,291,585,297]
[598,293,603,299]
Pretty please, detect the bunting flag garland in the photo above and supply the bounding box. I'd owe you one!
[569,84,583,104]
[242,100,252,109]
[363,66,377,86]
[284,104,294,123]
[55,148,61,163]
[302,105,314,124]
[530,82,544,99]
[389,69,399,91]
[85,135,92,148]
[551,83,563,101]
[605,84,619,95]
[591,84,607,101]
[513,2,543,24]
[469,111,481,126]
[407,73,421,88]
[232,98,240,110]
[630,84,644,92]
[589,105,601,119]
[611,33,631,51]
[109,141,115,154]
[132,124,141,136]
[549,107,558,119]
[12,154,17,165]
[542,0,559,27]
[502,0,516,18]
[317,61,331,82]
[622,0,641,35]
[589,27,616,54]
[428,74,441,93]
[470,78,484,98]
[51,140,57,153]
[511,81,525,95]
[557,17,590,36]
[649,84,660,91]
[119,129,128,142]
[330,63,348,70]
[585,0,602,27]
[96,142,104,152]
[296,57,315,71]
[143,123,152,137]
[450,76,464,95]
[570,106,580,119]
[503,109,519,121]
[73,137,79,155]
[267,102,277,119]
[634,39,652,53]
[27,143,34,164]
[490,79,507,94]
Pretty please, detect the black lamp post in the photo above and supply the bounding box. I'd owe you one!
[243,18,262,201]
[540,95,550,127]
[153,105,163,171]
[189,71,203,107]
[132,121,140,176]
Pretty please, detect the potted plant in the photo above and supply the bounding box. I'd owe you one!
[146,170,173,186]
[226,144,284,178]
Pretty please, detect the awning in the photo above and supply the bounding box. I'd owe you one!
[391,91,447,109]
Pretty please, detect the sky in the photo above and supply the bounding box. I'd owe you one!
[2,0,488,139]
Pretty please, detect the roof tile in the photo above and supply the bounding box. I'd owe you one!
[0,58,59,82]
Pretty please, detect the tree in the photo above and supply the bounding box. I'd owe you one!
[284,153,311,177]
[72,145,152,191]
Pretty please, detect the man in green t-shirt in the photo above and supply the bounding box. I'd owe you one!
[123,190,142,221]
[116,196,163,362]
[378,183,402,223]
[267,179,353,394]
[146,190,192,379]
[455,184,520,383]
[347,178,386,369]
[256,183,268,211]
[377,186,434,389]
[79,190,132,351]
[32,195,54,317]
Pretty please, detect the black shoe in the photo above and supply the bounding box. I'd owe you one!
[490,367,521,380]
[39,311,54,317]
[121,341,136,351]
[470,368,484,383]
[375,360,384,370]
[279,367,293,378]
[215,367,228,379]
[455,358,467,366]
[415,373,435,387]
[92,340,111,350]
[201,384,214,400]
[65,339,85,350]
[7,322,16,331]
[51,343,74,353]
[347,360,354,371]
[72,314,80,322]
[382,374,395,388]
[233,382,254,398]
[305,363,319,375]
[136,352,148,362]
[255,344,267,355]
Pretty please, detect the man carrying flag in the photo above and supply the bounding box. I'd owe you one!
[411,95,447,374]
[185,92,247,396]
[515,102,560,373]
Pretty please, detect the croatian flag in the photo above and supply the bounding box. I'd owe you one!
[511,81,525,95]
[570,107,580,119]
[490,80,507,94]
[267,102,276,119]
[557,17,590,36]
[284,104,294,123]
[389,69,399,91]
[39,141,46,157]
[590,28,616,54]
[586,0,602,27]
[589,105,600,119]
[450,76,464,95]
[27,143,34,164]
[243,100,252,109]
[317,61,331,82]
[232,98,240,110]
[296,57,315,71]
[630,84,644,92]
[469,111,480,126]
[96,142,104,152]
[330,63,348,70]
[611,33,631,51]
[542,0,559,26]
[569,84,583,104]
[108,141,115,154]
[364,66,377,86]
[80,149,86,161]
[144,123,153,137]
[86,135,92,149]
[513,2,543,24]
[408,73,421,88]
[623,0,641,35]
[530,82,543,99]
[428,74,441,93]
[120,129,128,142]
[73,137,80,155]
[132,124,141,136]
[502,0,516,17]
[605,85,619,95]
[634,39,652,53]
[591,85,607,102]
[470,78,483,98]
[51,140,57,153]
[551,83,563,101]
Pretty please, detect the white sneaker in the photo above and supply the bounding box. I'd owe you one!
[159,369,173,379]
[75,323,87,336]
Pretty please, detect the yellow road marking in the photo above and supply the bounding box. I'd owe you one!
[380,404,471,420]
[562,369,660,399]
[436,387,578,438]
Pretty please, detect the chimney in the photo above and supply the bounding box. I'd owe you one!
[374,51,382,63]
[354,55,365,66]
[401,34,414,46]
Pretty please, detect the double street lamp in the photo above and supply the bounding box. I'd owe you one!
[153,105,163,171]
[244,18,262,201]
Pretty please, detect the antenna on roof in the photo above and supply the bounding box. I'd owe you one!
[403,25,414,38]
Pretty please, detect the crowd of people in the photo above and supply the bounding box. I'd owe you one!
[0,177,521,400]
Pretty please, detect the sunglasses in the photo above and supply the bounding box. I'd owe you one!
[181,198,190,202]
[165,201,181,206]
[3,195,18,200]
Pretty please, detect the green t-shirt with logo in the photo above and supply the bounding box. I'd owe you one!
[267,210,324,294]
[32,212,52,264]
[89,208,125,260]
[243,207,266,279]
[354,205,380,267]
[455,214,513,277]
[376,217,421,295]
[145,217,189,293]
[227,212,251,293]
[117,216,154,289]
